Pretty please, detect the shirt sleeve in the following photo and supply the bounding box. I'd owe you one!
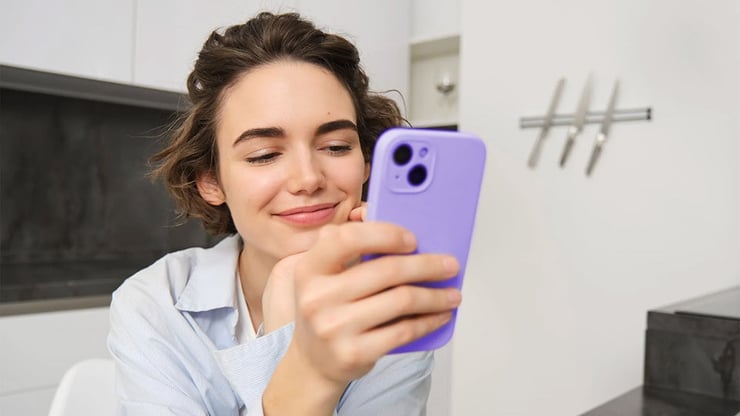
[108,299,210,415]
[213,325,432,416]
[107,286,241,416]
[337,351,434,416]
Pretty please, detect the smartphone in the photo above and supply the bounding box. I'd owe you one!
[365,127,486,353]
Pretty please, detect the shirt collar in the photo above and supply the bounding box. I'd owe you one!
[174,234,242,313]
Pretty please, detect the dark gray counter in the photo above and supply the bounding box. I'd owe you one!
[582,386,740,416]
[0,294,111,316]
[585,286,740,415]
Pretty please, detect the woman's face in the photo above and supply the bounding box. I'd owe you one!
[200,60,368,261]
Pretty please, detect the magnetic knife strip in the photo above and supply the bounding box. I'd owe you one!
[520,77,652,176]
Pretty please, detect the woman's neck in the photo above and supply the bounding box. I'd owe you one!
[238,245,278,331]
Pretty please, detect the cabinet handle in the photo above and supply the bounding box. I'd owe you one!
[436,75,456,95]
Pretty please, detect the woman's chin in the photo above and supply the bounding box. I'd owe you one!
[278,232,321,258]
[265,216,353,260]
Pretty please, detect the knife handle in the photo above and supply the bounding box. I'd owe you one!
[559,126,579,167]
[586,133,606,176]
[528,135,545,168]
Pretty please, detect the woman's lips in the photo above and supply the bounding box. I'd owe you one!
[274,203,338,226]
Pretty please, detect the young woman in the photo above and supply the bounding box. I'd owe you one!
[108,12,462,415]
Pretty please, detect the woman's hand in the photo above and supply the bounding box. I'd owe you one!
[291,221,461,385]
[262,202,367,334]
[263,220,461,414]
[262,252,304,334]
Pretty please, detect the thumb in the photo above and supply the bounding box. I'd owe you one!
[349,202,367,222]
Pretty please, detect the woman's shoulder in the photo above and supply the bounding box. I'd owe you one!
[110,235,241,315]
[113,247,198,302]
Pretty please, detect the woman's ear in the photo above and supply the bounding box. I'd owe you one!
[196,173,226,206]
[363,162,371,183]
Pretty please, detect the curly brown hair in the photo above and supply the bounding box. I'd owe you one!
[150,12,405,236]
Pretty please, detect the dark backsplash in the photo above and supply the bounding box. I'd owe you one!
[0,87,217,302]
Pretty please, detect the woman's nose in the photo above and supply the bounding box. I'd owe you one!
[286,152,325,194]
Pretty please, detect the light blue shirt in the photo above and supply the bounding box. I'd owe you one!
[107,235,433,415]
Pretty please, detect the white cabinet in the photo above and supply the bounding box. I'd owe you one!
[132,1,408,97]
[409,36,459,127]
[408,0,461,127]
[0,1,410,97]
[0,0,134,84]
[131,0,295,93]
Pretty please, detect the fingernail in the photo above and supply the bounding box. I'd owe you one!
[439,312,453,324]
[443,257,459,274]
[448,290,462,305]
[403,231,416,247]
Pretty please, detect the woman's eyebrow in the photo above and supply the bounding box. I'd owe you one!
[233,127,285,147]
[232,120,357,147]
[315,119,358,136]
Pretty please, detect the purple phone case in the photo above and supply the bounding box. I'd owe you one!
[365,128,486,353]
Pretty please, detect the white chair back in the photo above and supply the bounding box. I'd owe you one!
[48,358,116,416]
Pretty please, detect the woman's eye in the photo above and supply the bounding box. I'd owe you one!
[246,152,280,165]
[325,145,353,155]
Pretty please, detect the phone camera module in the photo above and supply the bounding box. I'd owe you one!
[393,144,413,166]
[407,164,427,186]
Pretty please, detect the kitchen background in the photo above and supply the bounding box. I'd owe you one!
[0,0,738,415]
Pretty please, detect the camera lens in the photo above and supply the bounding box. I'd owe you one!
[408,164,427,186]
[393,144,412,166]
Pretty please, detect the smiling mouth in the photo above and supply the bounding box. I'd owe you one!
[274,203,339,226]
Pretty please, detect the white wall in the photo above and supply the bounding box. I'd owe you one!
[132,0,286,92]
[410,0,460,41]
[452,0,740,414]
[295,0,411,113]
[135,0,410,99]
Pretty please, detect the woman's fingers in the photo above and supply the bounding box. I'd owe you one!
[296,250,459,312]
[295,221,460,310]
[327,285,461,335]
[355,312,453,358]
[289,220,464,384]
[295,310,452,381]
[339,253,459,300]
[298,222,416,276]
